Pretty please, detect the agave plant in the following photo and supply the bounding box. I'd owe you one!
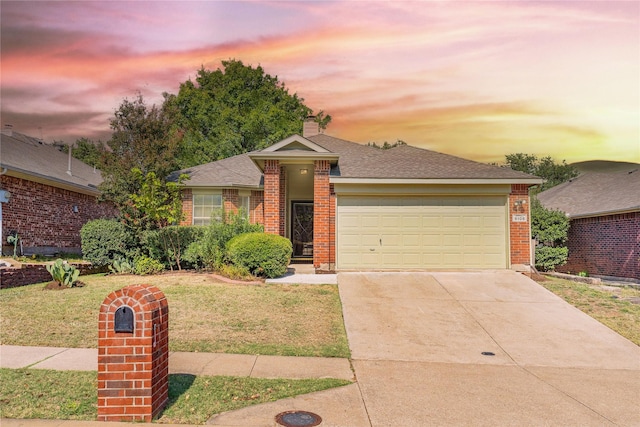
[46,259,80,287]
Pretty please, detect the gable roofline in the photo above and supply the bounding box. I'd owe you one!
[249,134,340,171]
[261,134,331,153]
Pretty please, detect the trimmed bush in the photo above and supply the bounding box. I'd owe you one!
[80,219,135,266]
[226,233,292,278]
[184,210,263,270]
[143,226,205,270]
[134,256,164,275]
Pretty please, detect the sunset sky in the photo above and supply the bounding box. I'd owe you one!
[1,0,638,164]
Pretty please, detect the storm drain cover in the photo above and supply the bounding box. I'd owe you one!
[275,410,322,427]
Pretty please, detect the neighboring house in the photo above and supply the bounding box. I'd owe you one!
[172,119,542,272]
[537,168,640,280]
[0,128,117,256]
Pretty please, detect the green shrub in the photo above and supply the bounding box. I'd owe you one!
[134,256,164,275]
[109,259,134,274]
[217,264,252,280]
[226,233,292,278]
[46,259,80,287]
[80,219,135,266]
[534,246,569,272]
[531,197,570,271]
[184,209,263,270]
[143,226,205,271]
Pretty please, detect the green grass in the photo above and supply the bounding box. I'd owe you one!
[538,277,640,345]
[0,368,351,424]
[0,273,350,358]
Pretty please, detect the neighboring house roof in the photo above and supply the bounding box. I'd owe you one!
[172,133,541,186]
[537,168,640,218]
[0,130,102,195]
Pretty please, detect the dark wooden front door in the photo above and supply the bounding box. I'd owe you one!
[292,202,313,258]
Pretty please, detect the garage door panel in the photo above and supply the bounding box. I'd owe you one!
[337,195,507,269]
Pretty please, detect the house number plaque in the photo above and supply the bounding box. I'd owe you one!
[512,214,527,222]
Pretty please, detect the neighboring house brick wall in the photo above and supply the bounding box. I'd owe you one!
[509,184,532,266]
[1,175,117,254]
[559,212,639,280]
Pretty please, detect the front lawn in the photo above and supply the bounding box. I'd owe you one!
[0,273,350,358]
[537,276,640,346]
[0,368,351,424]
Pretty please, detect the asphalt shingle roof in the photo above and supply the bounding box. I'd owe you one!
[0,131,103,193]
[537,168,640,218]
[308,134,538,179]
[173,133,539,185]
[170,152,262,187]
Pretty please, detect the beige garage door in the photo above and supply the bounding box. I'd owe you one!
[337,195,508,269]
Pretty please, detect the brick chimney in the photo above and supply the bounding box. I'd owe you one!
[303,116,320,138]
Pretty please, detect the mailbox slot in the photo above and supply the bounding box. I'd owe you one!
[114,306,134,333]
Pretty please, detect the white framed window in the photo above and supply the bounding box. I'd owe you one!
[193,193,222,225]
[239,195,250,219]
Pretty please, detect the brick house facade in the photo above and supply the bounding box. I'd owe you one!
[0,131,117,256]
[561,212,639,280]
[174,121,540,273]
[538,169,640,280]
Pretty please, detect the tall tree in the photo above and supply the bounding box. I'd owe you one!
[99,93,181,207]
[504,153,578,192]
[166,59,330,168]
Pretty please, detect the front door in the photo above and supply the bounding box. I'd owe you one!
[291,202,313,258]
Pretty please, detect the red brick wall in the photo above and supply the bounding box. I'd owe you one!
[329,184,336,268]
[98,285,169,422]
[509,184,532,266]
[222,188,239,214]
[179,188,193,226]
[0,262,107,289]
[263,160,281,234]
[250,190,264,225]
[558,212,639,280]
[279,167,288,236]
[313,160,331,269]
[1,175,117,254]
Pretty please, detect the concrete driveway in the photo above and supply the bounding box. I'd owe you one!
[339,271,640,426]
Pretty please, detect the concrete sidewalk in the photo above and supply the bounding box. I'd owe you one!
[0,345,362,427]
[0,345,353,381]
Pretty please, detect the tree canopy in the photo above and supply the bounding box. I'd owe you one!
[503,153,579,192]
[99,93,181,207]
[166,59,330,168]
[366,140,407,149]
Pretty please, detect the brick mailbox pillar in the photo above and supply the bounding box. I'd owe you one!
[98,284,169,422]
